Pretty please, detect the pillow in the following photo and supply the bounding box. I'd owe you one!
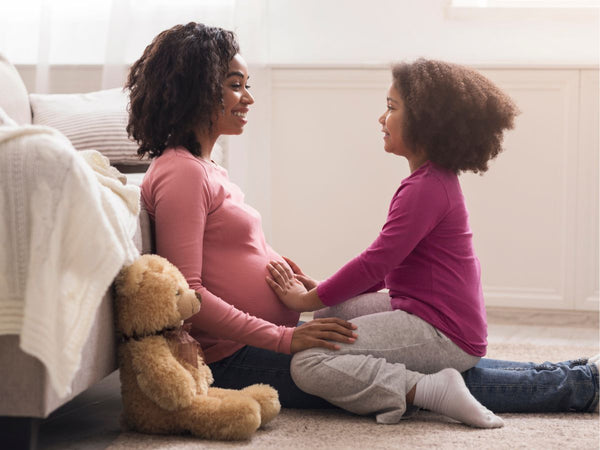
[29,88,147,167]
[0,53,31,125]
[0,106,17,127]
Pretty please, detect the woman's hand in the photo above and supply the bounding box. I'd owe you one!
[266,260,324,312]
[290,318,358,353]
[283,256,318,291]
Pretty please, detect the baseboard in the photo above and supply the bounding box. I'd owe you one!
[486,306,599,329]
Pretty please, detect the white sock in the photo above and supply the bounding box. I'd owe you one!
[413,368,504,429]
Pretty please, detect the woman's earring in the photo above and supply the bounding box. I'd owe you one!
[220,97,225,115]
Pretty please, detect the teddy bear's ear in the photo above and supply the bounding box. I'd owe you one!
[115,254,171,292]
[114,257,147,297]
[113,255,156,333]
[113,254,187,337]
[146,255,168,273]
[142,255,191,291]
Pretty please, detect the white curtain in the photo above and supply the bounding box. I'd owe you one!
[0,0,268,93]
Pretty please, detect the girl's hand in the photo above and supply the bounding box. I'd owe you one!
[266,260,312,311]
[267,260,326,312]
[290,318,358,353]
[283,256,318,290]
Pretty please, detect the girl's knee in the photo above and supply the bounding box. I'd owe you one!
[456,355,481,373]
[313,307,332,319]
[290,350,326,389]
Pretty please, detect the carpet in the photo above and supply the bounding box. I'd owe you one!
[106,342,600,450]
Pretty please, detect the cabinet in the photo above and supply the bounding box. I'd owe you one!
[266,67,598,311]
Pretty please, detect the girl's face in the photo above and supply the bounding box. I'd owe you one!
[378,84,414,158]
[214,53,254,136]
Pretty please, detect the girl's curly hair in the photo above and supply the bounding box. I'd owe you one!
[126,22,239,158]
[392,59,519,174]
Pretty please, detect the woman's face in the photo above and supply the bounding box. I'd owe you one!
[214,53,254,136]
[378,84,414,158]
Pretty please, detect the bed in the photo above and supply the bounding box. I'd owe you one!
[0,52,153,450]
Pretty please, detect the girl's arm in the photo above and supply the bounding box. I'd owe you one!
[281,257,384,300]
[282,256,319,290]
[268,175,450,309]
[267,261,324,312]
[317,176,450,306]
[317,178,449,306]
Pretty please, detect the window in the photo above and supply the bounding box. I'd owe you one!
[452,0,600,6]
[0,0,235,64]
[448,0,600,18]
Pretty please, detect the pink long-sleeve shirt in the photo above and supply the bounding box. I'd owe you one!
[317,161,488,356]
[141,148,297,363]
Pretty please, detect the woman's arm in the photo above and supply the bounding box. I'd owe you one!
[151,158,294,352]
[149,155,356,353]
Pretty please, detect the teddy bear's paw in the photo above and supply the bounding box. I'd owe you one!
[186,395,262,440]
[137,371,195,411]
[241,384,281,427]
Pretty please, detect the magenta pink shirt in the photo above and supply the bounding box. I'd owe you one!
[141,148,297,363]
[317,161,487,356]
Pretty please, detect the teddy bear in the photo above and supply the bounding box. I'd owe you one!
[113,254,281,440]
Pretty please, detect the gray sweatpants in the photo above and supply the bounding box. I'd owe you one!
[291,293,480,423]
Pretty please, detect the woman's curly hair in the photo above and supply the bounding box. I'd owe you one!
[126,22,239,158]
[392,59,519,174]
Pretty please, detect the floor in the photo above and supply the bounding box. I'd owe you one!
[34,308,599,450]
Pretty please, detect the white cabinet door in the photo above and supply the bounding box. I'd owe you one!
[575,70,599,311]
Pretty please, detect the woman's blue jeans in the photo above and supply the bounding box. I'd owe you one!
[209,345,599,413]
[209,345,333,409]
[463,357,598,412]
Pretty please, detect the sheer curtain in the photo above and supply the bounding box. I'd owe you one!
[0,0,273,229]
[0,0,272,219]
[0,0,268,93]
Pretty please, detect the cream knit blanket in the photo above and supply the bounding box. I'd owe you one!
[0,124,140,398]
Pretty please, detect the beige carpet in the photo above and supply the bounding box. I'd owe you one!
[107,343,600,450]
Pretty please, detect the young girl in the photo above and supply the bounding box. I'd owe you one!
[265,59,518,428]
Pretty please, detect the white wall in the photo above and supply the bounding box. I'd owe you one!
[263,0,599,66]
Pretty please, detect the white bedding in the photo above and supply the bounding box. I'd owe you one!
[0,124,140,398]
[125,171,146,187]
